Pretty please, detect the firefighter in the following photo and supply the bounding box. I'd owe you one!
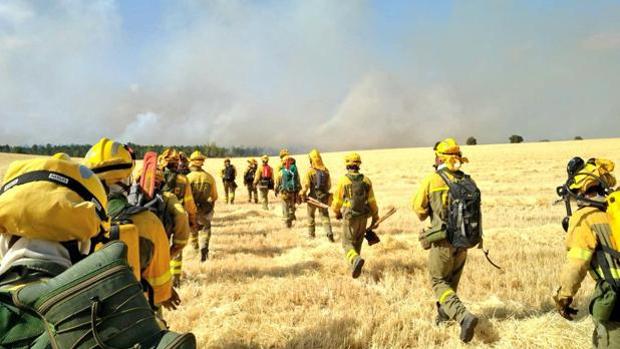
[187,150,218,261]
[301,149,334,241]
[221,158,237,204]
[254,155,275,210]
[411,138,479,343]
[244,159,259,204]
[554,158,619,349]
[158,148,197,288]
[331,153,379,278]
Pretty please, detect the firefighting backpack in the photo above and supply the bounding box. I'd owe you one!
[313,169,330,201]
[280,160,299,193]
[345,173,371,218]
[437,169,482,249]
[1,241,196,349]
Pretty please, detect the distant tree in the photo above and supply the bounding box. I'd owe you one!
[539,139,550,142]
[465,137,477,145]
[509,135,524,144]
[574,136,584,140]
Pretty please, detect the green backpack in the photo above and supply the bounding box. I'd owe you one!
[280,163,299,193]
[345,174,371,218]
[2,241,196,349]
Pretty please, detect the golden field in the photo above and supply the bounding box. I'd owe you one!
[1,138,620,348]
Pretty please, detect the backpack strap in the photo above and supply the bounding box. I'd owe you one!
[0,170,107,221]
[436,169,459,193]
[593,227,620,290]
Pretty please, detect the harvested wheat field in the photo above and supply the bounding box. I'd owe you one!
[1,138,619,348]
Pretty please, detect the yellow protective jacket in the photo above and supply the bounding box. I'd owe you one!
[187,166,218,214]
[331,171,379,220]
[131,210,172,305]
[557,205,617,300]
[162,192,191,247]
[411,168,459,232]
[302,167,331,199]
[165,174,197,227]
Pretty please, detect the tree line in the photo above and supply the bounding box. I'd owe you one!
[0,143,277,159]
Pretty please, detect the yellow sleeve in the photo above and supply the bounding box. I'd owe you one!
[253,165,262,186]
[558,211,598,299]
[301,170,312,196]
[183,183,197,225]
[412,175,432,221]
[365,177,379,219]
[209,173,218,202]
[166,194,190,246]
[331,176,345,214]
[274,165,282,190]
[134,212,172,305]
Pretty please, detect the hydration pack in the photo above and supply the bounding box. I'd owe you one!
[345,174,370,218]
[258,164,274,190]
[437,170,482,249]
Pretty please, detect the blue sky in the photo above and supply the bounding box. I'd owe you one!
[1,0,619,149]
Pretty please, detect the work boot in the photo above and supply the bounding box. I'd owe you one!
[351,256,365,279]
[285,220,293,228]
[459,313,478,343]
[172,275,181,288]
[200,248,209,262]
[327,234,335,243]
[435,302,449,326]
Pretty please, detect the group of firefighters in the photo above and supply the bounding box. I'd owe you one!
[0,136,619,347]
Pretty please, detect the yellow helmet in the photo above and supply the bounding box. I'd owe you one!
[158,148,179,168]
[52,152,72,161]
[279,148,289,159]
[261,155,269,163]
[345,152,362,166]
[434,138,469,171]
[570,158,616,193]
[0,157,107,242]
[82,138,135,185]
[309,149,326,170]
[190,150,206,162]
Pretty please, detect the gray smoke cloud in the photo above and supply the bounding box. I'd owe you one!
[1,0,619,150]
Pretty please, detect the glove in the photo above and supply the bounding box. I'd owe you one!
[370,215,379,228]
[301,194,308,203]
[161,288,182,311]
[553,294,578,320]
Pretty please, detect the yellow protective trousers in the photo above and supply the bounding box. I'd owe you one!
[342,216,367,265]
[429,239,469,323]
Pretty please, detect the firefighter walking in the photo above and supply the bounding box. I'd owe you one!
[331,153,379,278]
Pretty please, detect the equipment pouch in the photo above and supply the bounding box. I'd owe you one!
[12,241,196,349]
[590,280,619,322]
[419,227,447,250]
